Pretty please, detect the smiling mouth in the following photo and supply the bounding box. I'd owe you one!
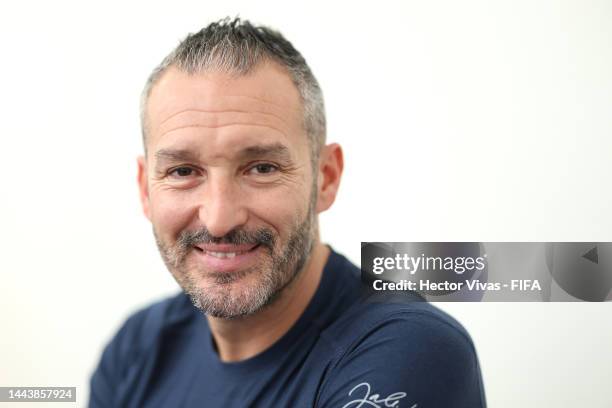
[199,247,259,258]
[190,243,264,273]
[193,243,261,258]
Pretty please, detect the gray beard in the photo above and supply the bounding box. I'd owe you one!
[154,193,317,319]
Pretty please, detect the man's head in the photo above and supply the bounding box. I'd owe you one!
[140,17,326,164]
[137,18,343,319]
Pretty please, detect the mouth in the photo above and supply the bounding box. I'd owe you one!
[192,243,263,272]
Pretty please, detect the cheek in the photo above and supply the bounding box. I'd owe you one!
[249,187,310,235]
[149,190,198,239]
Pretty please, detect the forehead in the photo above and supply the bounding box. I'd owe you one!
[145,61,305,151]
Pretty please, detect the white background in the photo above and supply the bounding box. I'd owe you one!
[1,1,611,407]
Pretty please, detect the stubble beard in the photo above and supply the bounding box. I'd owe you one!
[153,192,317,319]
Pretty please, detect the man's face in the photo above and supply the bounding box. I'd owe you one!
[139,62,318,318]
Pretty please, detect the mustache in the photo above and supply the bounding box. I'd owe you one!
[176,227,276,251]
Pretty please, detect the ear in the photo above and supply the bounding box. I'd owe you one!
[137,156,152,221]
[316,143,344,213]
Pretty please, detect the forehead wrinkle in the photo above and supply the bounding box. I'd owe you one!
[158,122,290,142]
[155,107,298,143]
[153,92,301,125]
[158,108,292,129]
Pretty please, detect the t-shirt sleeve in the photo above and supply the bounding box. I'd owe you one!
[88,306,154,408]
[316,312,486,408]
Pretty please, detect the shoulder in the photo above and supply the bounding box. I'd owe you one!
[319,249,480,370]
[324,298,477,363]
[111,292,193,359]
[319,249,476,356]
[316,301,486,407]
[89,292,194,406]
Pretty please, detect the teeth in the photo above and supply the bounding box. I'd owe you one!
[205,251,244,259]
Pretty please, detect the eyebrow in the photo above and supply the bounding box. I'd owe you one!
[237,143,292,162]
[154,143,293,166]
[154,148,201,164]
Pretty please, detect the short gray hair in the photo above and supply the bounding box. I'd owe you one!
[140,17,326,161]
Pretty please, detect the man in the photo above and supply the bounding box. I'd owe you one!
[89,18,486,407]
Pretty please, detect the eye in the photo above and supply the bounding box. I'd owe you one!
[248,163,279,175]
[168,166,198,178]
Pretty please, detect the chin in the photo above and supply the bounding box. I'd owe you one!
[182,268,276,318]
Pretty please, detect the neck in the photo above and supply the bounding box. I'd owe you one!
[205,242,330,362]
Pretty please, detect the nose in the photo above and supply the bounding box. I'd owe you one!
[198,173,248,238]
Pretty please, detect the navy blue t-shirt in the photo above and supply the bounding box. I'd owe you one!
[89,249,486,407]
